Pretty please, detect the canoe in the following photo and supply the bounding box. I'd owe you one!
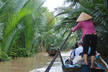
[62,65,105,72]
[62,60,105,72]
[48,48,57,56]
[62,64,105,72]
[62,65,81,72]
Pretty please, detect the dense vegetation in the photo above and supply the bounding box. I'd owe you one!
[0,0,108,61]
[0,0,73,61]
[0,0,44,60]
[0,0,62,61]
[55,0,108,57]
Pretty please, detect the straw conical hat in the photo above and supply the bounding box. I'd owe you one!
[76,12,92,22]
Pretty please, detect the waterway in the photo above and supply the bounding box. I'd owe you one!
[0,51,107,72]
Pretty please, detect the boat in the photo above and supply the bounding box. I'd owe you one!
[62,65,81,72]
[48,48,57,56]
[62,64,105,72]
[62,60,105,72]
[47,44,57,56]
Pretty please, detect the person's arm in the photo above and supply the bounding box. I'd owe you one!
[72,22,81,32]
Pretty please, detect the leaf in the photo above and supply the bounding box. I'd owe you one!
[4,8,31,38]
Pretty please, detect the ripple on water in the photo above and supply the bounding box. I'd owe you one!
[30,65,63,72]
[30,51,71,72]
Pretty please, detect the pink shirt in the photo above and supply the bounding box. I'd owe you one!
[72,20,96,41]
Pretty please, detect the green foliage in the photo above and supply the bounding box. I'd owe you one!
[0,0,46,61]
[17,47,30,57]
[0,0,68,61]
[24,15,33,55]
[56,0,108,56]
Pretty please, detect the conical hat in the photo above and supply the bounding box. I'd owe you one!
[76,12,92,22]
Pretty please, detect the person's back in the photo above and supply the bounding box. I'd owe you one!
[71,46,83,58]
[72,12,97,68]
[72,46,84,64]
[72,20,96,41]
[80,20,96,35]
[69,41,84,64]
[69,42,100,65]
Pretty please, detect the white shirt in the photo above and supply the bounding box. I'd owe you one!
[70,46,83,59]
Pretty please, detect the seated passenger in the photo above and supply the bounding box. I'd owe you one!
[67,41,100,65]
[68,41,84,65]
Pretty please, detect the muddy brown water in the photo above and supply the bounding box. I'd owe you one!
[0,51,107,72]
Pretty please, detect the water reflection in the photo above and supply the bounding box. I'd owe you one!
[30,51,71,72]
[31,66,62,72]
[0,51,67,72]
[0,51,107,72]
[0,52,53,72]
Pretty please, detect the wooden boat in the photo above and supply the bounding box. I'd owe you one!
[62,65,81,72]
[62,65,105,72]
[48,48,57,56]
[62,60,105,72]
[47,44,57,56]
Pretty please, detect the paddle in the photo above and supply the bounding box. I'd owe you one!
[45,30,72,72]
[99,56,108,69]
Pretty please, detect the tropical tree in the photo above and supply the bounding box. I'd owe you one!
[0,0,45,61]
[55,0,108,56]
[0,0,67,61]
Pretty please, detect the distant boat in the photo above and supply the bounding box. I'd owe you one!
[48,48,57,56]
[47,44,57,56]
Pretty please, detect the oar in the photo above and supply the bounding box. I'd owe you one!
[99,56,108,69]
[45,30,72,72]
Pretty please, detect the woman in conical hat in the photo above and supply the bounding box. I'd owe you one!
[71,12,97,68]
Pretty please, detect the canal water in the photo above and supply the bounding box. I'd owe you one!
[0,51,107,72]
[30,51,70,72]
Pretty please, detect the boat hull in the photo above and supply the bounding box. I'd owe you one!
[62,65,81,72]
[62,65,105,72]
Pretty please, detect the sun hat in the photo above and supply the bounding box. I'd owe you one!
[76,12,92,22]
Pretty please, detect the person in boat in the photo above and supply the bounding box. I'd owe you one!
[68,41,84,65]
[71,12,97,68]
[68,41,100,65]
[50,44,54,49]
[46,44,54,52]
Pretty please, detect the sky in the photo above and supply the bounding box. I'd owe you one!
[43,0,65,12]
